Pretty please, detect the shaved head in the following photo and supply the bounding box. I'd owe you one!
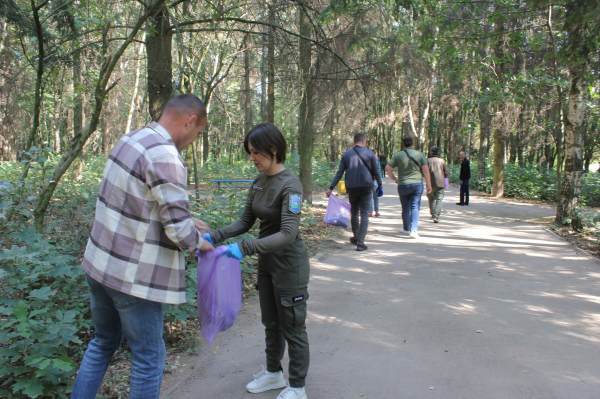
[162,94,206,126]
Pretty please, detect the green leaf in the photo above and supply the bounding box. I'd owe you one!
[28,287,56,300]
[53,357,75,371]
[13,377,44,397]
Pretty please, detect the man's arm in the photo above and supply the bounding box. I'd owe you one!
[421,165,432,194]
[385,164,398,184]
[146,153,213,252]
[326,155,346,197]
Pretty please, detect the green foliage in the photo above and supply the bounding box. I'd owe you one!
[448,163,598,207]
[0,227,90,398]
[198,154,336,189]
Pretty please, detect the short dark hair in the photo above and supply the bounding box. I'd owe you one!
[244,123,287,163]
[430,146,440,156]
[163,94,207,126]
[402,136,414,147]
[354,132,366,143]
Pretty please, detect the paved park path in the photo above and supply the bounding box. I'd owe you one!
[162,182,600,399]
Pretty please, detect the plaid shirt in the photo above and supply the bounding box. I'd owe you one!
[82,122,204,304]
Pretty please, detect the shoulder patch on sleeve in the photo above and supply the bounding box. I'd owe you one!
[288,193,302,214]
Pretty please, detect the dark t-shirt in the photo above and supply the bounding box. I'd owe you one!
[210,169,303,257]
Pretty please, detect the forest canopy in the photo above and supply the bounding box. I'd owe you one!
[0,0,599,228]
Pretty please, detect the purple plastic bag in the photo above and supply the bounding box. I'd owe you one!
[196,246,242,344]
[445,178,449,189]
[323,193,351,228]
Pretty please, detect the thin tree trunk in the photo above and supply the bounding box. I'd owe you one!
[243,37,253,132]
[297,4,314,203]
[267,4,275,123]
[492,128,505,197]
[478,80,492,180]
[126,33,146,133]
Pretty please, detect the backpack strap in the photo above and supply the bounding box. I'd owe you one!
[353,147,374,177]
[404,149,424,176]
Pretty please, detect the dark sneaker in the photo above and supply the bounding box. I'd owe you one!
[349,237,357,244]
[356,243,368,251]
[456,202,465,206]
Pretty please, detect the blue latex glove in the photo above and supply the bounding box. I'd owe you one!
[222,243,243,260]
[202,233,214,245]
[376,185,383,198]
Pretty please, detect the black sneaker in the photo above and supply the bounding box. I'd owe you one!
[357,243,368,251]
[350,237,357,244]
[456,202,465,206]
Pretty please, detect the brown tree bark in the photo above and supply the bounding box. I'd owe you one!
[266,4,275,123]
[146,6,173,121]
[297,4,314,203]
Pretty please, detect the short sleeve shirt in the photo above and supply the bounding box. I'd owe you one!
[388,148,427,185]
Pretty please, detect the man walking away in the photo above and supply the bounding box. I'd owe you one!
[457,151,470,206]
[385,136,432,239]
[327,133,382,251]
[72,94,214,399]
[426,146,449,223]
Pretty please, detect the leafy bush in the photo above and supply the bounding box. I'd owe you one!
[0,228,90,398]
[198,153,336,189]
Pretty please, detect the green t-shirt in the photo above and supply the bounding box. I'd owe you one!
[388,148,427,185]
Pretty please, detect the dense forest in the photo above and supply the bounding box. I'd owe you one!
[0,0,599,397]
[1,0,599,227]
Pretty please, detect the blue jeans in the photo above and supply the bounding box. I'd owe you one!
[369,182,379,213]
[397,183,424,232]
[71,274,166,399]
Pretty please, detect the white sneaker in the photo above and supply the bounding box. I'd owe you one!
[409,231,420,239]
[399,228,409,235]
[276,386,308,399]
[246,366,288,393]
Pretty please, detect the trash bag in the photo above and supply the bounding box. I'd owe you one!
[323,193,351,228]
[445,178,449,189]
[196,246,242,344]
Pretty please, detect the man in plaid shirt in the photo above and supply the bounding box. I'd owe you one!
[72,94,213,399]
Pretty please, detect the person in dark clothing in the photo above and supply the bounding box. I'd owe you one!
[378,154,388,177]
[457,151,470,206]
[326,133,382,251]
[206,123,310,399]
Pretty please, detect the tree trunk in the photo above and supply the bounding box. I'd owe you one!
[556,65,586,228]
[492,128,504,197]
[297,5,314,203]
[266,5,275,123]
[243,38,254,132]
[126,33,145,133]
[478,80,492,180]
[146,7,172,121]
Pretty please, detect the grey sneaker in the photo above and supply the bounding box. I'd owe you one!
[433,218,439,223]
[409,231,420,239]
[276,386,307,399]
[246,366,287,393]
[399,228,409,235]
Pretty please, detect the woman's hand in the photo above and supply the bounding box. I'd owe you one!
[202,233,214,245]
[325,189,332,197]
[193,217,211,234]
[222,243,243,260]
